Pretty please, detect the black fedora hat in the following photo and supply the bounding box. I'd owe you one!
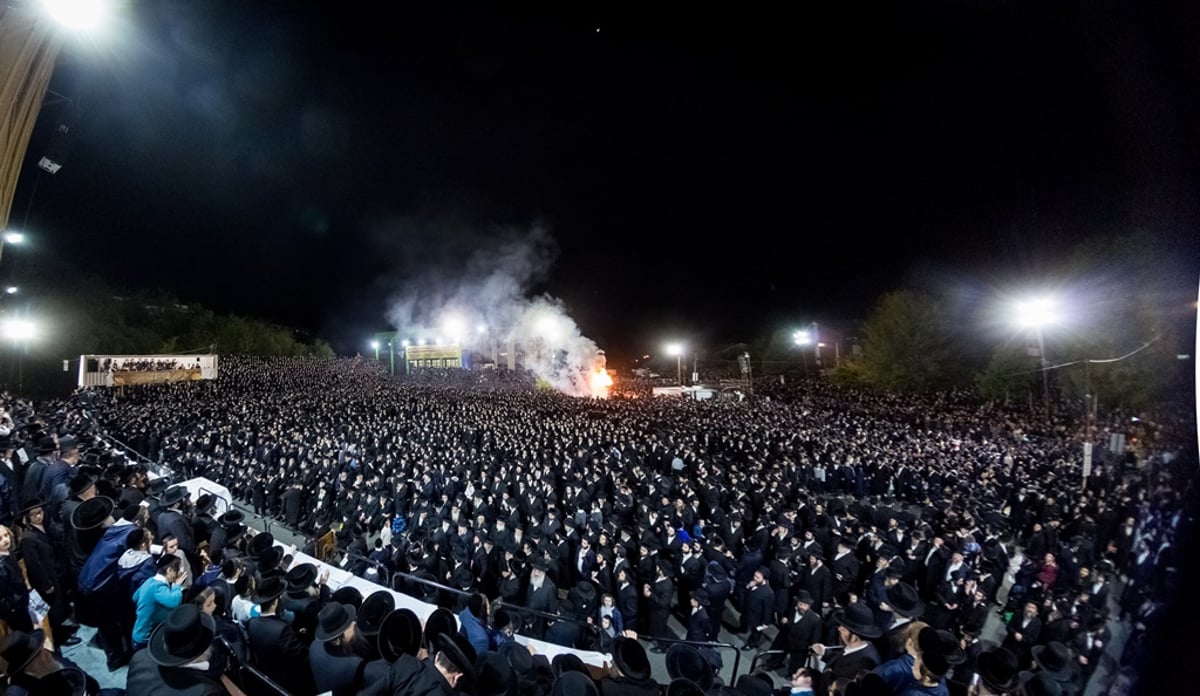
[665,678,707,696]
[475,650,519,696]
[218,510,245,528]
[357,590,395,636]
[194,494,217,514]
[257,545,284,573]
[68,472,96,498]
[36,436,57,454]
[552,652,589,677]
[551,670,599,696]
[1031,642,1078,682]
[1019,671,1064,696]
[435,633,475,683]
[286,563,318,591]
[331,585,364,611]
[379,608,423,662]
[248,532,275,558]
[252,575,287,605]
[149,604,216,667]
[612,636,652,682]
[918,626,965,666]
[885,582,925,618]
[423,607,458,652]
[500,638,535,679]
[162,486,189,507]
[666,643,714,692]
[71,496,114,531]
[315,602,357,642]
[978,647,1020,693]
[795,589,815,606]
[832,601,883,639]
[16,497,46,519]
[0,629,45,676]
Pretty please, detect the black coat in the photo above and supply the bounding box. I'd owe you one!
[125,648,229,696]
[18,524,59,597]
[247,614,315,695]
[742,582,776,630]
[825,642,881,681]
[686,607,714,642]
[804,563,834,610]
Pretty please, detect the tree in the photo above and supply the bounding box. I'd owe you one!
[835,290,962,392]
[975,344,1037,405]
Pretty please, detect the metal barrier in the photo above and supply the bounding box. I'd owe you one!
[629,632,743,685]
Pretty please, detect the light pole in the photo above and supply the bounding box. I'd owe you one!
[665,343,683,386]
[1016,297,1057,427]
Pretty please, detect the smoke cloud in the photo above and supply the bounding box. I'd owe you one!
[381,219,606,397]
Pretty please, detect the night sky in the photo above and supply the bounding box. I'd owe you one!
[12,2,1200,363]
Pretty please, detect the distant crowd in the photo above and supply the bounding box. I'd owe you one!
[0,355,1191,696]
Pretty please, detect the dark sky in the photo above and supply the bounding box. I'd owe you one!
[13,1,1200,363]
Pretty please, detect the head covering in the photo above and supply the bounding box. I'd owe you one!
[665,678,707,696]
[379,608,422,662]
[148,605,216,666]
[978,647,1020,693]
[162,486,189,507]
[435,633,475,682]
[551,670,599,696]
[36,436,57,454]
[885,582,925,618]
[252,576,287,605]
[315,602,357,642]
[70,496,114,531]
[68,473,96,498]
[357,590,395,636]
[666,644,714,692]
[423,607,458,652]
[330,586,364,611]
[0,629,45,676]
[1031,642,1078,682]
[286,563,318,592]
[612,636,652,682]
[475,650,519,696]
[552,652,589,677]
[832,602,883,639]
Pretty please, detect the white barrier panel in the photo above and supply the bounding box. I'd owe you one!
[176,477,234,516]
[174,479,610,669]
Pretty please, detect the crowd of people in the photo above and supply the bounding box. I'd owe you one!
[0,354,1190,696]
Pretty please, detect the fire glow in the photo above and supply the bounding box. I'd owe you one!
[589,367,614,399]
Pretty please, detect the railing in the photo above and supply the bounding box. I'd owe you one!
[627,631,742,685]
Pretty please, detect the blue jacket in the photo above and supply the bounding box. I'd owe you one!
[78,524,137,598]
[132,575,183,645]
[459,607,491,656]
[873,655,950,696]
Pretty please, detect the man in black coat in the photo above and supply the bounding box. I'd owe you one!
[685,588,714,642]
[831,537,860,601]
[740,567,776,651]
[804,551,834,613]
[247,576,315,696]
[644,560,675,652]
[524,558,558,639]
[813,601,883,683]
[767,589,823,675]
[281,562,331,645]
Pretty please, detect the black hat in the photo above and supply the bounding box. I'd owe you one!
[218,510,245,528]
[331,586,364,611]
[162,486,189,507]
[0,629,45,676]
[500,639,535,679]
[148,604,215,667]
[71,496,114,531]
[476,650,519,696]
[36,436,57,454]
[885,582,925,618]
[1031,642,1078,682]
[612,635,652,682]
[358,590,395,636]
[666,643,714,692]
[665,678,707,696]
[315,602,357,642]
[844,672,893,696]
[918,626,965,666]
[832,602,883,639]
[379,608,422,662]
[252,576,287,605]
[795,589,815,606]
[257,545,284,573]
[1019,671,1064,696]
[692,588,711,607]
[286,563,318,592]
[978,647,1020,693]
[194,494,217,514]
[530,556,549,572]
[734,673,774,696]
[68,472,96,498]
[551,670,599,696]
[147,476,170,496]
[552,652,589,677]
[248,532,275,558]
[423,607,458,652]
[435,633,475,681]
[16,497,46,519]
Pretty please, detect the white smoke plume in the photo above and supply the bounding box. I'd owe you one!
[381,220,606,397]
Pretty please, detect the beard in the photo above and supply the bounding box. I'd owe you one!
[531,575,545,592]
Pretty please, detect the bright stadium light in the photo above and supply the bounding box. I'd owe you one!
[793,330,812,346]
[4,287,17,295]
[370,340,380,350]
[41,0,111,33]
[3,232,24,245]
[1015,297,1059,329]
[0,318,37,342]
[665,342,684,385]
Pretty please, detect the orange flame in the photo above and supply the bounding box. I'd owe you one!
[589,367,614,398]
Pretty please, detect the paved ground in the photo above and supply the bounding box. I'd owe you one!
[62,510,1135,693]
